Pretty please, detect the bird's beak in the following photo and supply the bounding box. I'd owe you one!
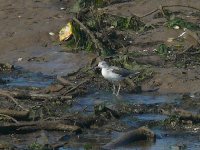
[94,66,100,69]
[92,66,100,71]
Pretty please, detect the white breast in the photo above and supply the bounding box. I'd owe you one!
[101,68,123,82]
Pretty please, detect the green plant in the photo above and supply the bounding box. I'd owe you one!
[166,17,200,30]
[28,142,44,150]
[71,0,106,12]
[107,15,144,31]
[84,143,93,150]
[65,22,95,52]
[156,44,171,56]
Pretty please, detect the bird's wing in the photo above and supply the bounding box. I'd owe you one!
[110,66,131,77]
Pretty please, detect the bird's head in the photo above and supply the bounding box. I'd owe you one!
[97,61,109,69]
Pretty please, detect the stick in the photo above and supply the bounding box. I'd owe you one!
[72,17,104,55]
[140,5,200,18]
[63,79,89,95]
[0,90,28,111]
[0,114,19,124]
[57,75,74,86]
[139,8,159,18]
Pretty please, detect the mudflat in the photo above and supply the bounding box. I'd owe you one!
[0,0,90,75]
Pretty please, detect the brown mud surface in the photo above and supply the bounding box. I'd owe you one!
[102,0,200,94]
[0,0,91,75]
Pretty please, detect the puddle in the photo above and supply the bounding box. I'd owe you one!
[68,91,181,114]
[121,114,168,127]
[2,46,91,76]
[0,69,54,88]
[124,93,181,104]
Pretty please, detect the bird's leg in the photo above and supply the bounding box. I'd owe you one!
[113,84,116,94]
[116,83,121,96]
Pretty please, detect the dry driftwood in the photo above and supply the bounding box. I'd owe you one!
[0,120,81,134]
[0,109,29,120]
[103,126,155,149]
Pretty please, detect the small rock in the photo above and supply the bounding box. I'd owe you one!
[173,26,180,29]
[49,32,55,36]
[18,57,23,61]
[167,38,174,42]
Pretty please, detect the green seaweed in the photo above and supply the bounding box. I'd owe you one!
[166,17,200,30]
[156,44,171,56]
[28,143,45,150]
[71,0,106,12]
[65,21,95,52]
[106,15,144,31]
[84,143,93,150]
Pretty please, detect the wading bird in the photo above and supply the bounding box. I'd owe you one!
[97,61,140,96]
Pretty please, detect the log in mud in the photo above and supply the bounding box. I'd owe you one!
[0,120,81,134]
[103,127,156,149]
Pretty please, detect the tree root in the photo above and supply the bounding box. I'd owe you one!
[63,79,89,95]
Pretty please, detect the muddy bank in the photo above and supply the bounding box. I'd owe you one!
[142,67,200,94]
[0,0,91,75]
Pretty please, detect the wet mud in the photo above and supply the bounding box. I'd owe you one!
[0,0,200,150]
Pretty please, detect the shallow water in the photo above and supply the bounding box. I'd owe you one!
[62,92,200,150]
[0,69,53,88]
[68,91,181,114]
[1,72,199,150]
